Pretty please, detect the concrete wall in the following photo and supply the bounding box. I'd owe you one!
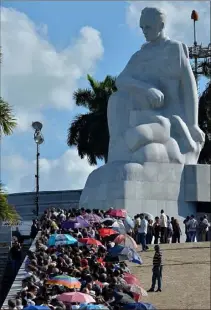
[8,190,82,220]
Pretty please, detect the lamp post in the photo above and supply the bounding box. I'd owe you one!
[32,121,44,217]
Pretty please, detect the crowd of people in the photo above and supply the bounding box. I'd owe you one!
[5,207,210,310]
[133,210,210,251]
[5,208,158,310]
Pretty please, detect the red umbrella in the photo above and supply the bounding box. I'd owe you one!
[78,238,103,247]
[123,273,148,298]
[108,209,127,218]
[123,273,141,286]
[98,228,118,238]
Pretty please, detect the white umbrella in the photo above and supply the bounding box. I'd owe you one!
[112,220,126,234]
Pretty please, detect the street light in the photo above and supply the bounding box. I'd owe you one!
[32,121,44,217]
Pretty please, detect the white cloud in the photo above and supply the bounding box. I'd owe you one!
[126,1,210,45]
[2,148,96,193]
[1,7,104,132]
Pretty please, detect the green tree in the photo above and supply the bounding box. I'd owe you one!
[67,74,117,165]
[0,183,20,223]
[198,81,211,164]
[0,97,17,137]
[0,48,19,222]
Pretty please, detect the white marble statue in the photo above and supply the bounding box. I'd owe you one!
[79,7,206,217]
[108,7,205,165]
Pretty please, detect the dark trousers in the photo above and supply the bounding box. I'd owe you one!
[146,233,153,245]
[172,232,180,243]
[160,227,167,243]
[152,265,163,290]
[11,259,21,274]
[139,233,146,251]
[154,234,159,244]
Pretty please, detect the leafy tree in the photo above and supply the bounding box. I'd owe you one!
[198,81,211,164]
[0,183,20,223]
[0,48,19,222]
[67,74,117,165]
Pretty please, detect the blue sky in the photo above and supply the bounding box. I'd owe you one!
[1,1,210,193]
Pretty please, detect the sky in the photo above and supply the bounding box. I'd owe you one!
[1,0,210,194]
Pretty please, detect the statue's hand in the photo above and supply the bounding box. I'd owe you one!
[189,125,205,144]
[147,88,164,109]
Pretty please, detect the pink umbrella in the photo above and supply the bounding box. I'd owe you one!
[114,234,137,249]
[57,292,95,303]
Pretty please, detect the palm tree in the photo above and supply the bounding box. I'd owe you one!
[0,98,17,137]
[67,74,117,165]
[0,183,20,223]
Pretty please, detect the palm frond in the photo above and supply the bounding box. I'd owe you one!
[73,89,94,108]
[0,97,17,136]
[0,184,20,222]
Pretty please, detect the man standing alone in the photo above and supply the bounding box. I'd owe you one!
[160,210,167,243]
[148,245,163,292]
[138,213,148,251]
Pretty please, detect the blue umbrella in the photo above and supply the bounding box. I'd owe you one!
[24,306,50,310]
[108,246,142,265]
[128,248,143,265]
[124,215,135,229]
[48,234,77,246]
[80,304,109,310]
[123,303,157,310]
[108,245,127,256]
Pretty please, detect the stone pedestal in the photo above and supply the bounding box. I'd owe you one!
[79,162,210,240]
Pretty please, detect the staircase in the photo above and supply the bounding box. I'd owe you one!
[0,246,10,289]
[0,244,29,308]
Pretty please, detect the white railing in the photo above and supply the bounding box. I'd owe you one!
[2,231,41,309]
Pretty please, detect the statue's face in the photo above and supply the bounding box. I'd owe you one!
[140,14,164,42]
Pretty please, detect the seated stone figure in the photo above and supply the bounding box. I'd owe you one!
[108,7,205,165]
[79,7,205,210]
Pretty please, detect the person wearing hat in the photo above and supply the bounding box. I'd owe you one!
[148,245,163,292]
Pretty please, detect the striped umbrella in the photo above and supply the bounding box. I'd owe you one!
[46,275,81,289]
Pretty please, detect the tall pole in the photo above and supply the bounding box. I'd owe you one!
[191,10,199,89]
[35,143,40,217]
[32,121,44,218]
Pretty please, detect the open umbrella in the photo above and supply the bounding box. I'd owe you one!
[76,216,90,227]
[58,292,96,303]
[112,220,126,234]
[123,273,141,286]
[108,246,142,265]
[24,307,50,310]
[46,275,81,289]
[124,215,135,229]
[114,234,137,249]
[61,220,77,229]
[98,228,118,238]
[100,218,115,226]
[48,234,77,246]
[122,303,157,310]
[113,291,135,304]
[108,209,127,218]
[80,305,109,310]
[143,213,154,221]
[78,238,103,247]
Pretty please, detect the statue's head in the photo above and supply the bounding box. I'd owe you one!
[140,7,166,42]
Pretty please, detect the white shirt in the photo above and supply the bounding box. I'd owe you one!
[160,213,167,228]
[202,218,210,232]
[138,219,148,234]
